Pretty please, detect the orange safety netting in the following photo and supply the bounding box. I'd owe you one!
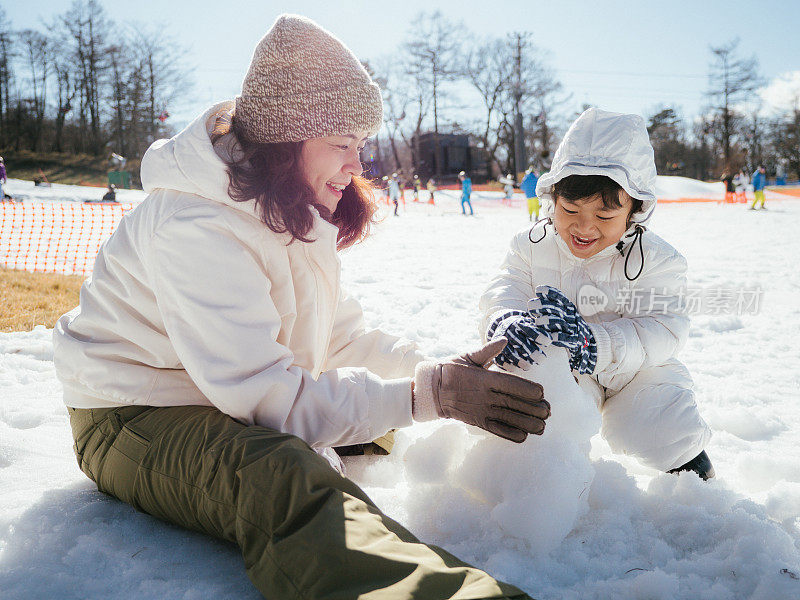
[0,202,135,277]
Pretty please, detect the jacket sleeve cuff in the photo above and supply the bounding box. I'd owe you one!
[411,361,440,422]
[365,375,414,439]
[588,322,613,374]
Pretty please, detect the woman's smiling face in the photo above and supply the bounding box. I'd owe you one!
[553,193,632,258]
[299,133,369,213]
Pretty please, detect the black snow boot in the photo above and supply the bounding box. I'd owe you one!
[668,450,715,481]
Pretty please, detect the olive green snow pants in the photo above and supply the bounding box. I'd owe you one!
[68,405,532,600]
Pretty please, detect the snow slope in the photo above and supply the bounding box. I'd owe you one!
[1,179,800,599]
[655,176,725,200]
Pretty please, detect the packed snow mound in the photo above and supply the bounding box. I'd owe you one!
[655,176,724,200]
[355,346,602,560]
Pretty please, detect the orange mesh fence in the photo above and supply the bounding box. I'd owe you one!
[0,202,135,277]
[770,187,800,198]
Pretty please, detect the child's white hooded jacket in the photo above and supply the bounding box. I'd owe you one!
[481,108,682,390]
[53,102,425,453]
[480,109,711,469]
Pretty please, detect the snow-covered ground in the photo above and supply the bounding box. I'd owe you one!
[2,178,800,599]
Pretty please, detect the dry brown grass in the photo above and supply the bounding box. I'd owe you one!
[0,267,83,332]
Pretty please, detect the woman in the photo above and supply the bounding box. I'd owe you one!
[53,14,549,600]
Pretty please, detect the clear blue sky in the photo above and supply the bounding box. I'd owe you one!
[8,0,800,131]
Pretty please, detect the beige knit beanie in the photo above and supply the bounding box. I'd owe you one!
[234,14,383,144]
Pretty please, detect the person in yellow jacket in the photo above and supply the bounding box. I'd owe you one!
[519,168,539,221]
[53,14,549,600]
[750,165,767,210]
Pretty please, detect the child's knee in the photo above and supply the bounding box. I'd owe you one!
[601,382,709,470]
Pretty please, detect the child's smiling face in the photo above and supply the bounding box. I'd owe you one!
[553,193,632,258]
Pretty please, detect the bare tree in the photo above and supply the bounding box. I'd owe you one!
[526,66,566,173]
[403,11,461,175]
[18,29,49,151]
[106,43,129,156]
[371,60,411,173]
[462,33,563,178]
[744,104,766,169]
[47,24,77,153]
[0,6,14,147]
[462,38,511,177]
[128,25,192,154]
[0,3,194,160]
[707,38,762,170]
[59,0,112,153]
[646,107,691,174]
[771,99,800,178]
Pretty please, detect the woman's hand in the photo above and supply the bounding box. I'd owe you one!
[412,339,550,443]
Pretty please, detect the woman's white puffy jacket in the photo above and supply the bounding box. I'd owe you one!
[53,102,426,451]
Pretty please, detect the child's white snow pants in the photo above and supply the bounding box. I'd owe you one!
[580,359,712,471]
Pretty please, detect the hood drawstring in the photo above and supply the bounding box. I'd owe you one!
[528,217,552,244]
[619,224,646,281]
[530,218,645,280]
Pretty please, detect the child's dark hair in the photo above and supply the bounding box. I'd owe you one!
[553,175,643,224]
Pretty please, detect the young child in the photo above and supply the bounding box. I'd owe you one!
[480,108,714,479]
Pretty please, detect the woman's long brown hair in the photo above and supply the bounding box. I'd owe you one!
[213,115,378,251]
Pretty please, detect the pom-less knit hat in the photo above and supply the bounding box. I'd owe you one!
[234,14,383,144]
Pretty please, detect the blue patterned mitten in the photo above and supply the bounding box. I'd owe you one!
[527,285,597,374]
[486,310,551,369]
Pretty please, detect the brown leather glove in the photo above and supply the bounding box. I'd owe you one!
[412,338,550,443]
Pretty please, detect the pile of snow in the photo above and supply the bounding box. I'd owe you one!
[347,346,601,565]
[1,180,800,599]
[655,176,725,200]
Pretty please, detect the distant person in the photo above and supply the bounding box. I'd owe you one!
[426,177,436,204]
[502,174,514,205]
[388,172,400,216]
[458,170,473,215]
[720,172,735,204]
[520,168,539,220]
[102,184,117,202]
[380,175,390,205]
[733,169,748,203]
[775,163,787,186]
[412,174,421,202]
[398,172,406,206]
[750,165,767,210]
[0,157,6,200]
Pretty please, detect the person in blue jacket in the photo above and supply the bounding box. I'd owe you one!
[750,165,767,210]
[520,168,539,221]
[458,170,473,215]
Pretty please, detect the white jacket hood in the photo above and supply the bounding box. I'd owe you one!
[140,100,258,217]
[536,108,657,226]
